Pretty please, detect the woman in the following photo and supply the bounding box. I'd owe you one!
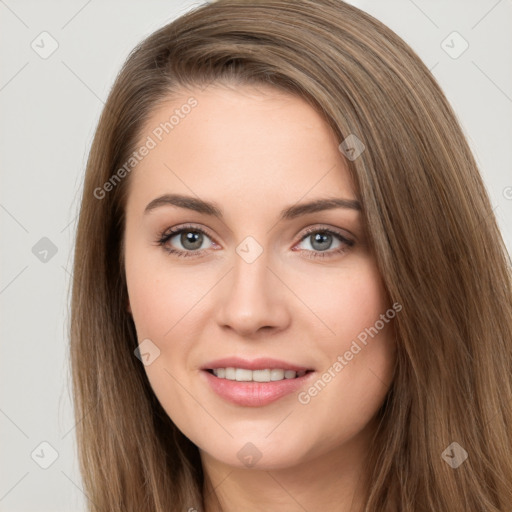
[69,0,512,510]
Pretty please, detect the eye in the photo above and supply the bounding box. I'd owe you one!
[293,227,355,260]
[156,224,216,258]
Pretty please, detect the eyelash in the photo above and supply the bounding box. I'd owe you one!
[155,223,355,260]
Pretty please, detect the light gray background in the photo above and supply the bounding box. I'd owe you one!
[1,0,511,510]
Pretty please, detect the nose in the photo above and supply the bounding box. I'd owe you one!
[215,248,291,338]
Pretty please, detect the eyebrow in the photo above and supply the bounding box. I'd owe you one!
[144,193,361,221]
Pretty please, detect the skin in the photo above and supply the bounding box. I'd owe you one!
[124,83,397,512]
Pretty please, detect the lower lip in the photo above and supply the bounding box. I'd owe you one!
[202,370,315,407]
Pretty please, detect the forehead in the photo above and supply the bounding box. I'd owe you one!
[127,84,356,213]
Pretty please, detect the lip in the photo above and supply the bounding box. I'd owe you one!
[200,357,316,407]
[200,356,313,372]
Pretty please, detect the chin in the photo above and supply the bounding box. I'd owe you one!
[199,435,312,471]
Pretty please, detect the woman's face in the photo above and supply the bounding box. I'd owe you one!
[124,83,397,471]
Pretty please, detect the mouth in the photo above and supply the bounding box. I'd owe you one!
[200,358,316,407]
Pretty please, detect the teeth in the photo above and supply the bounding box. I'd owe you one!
[211,367,308,382]
[271,369,285,381]
[235,368,252,381]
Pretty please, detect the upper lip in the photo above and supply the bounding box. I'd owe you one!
[201,357,314,372]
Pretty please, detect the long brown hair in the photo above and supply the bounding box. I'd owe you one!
[69,0,512,510]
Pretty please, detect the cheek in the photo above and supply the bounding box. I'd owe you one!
[124,244,212,399]
[124,240,197,340]
[125,269,167,339]
[298,260,396,415]
[292,259,391,343]
[124,249,196,420]
[335,265,396,380]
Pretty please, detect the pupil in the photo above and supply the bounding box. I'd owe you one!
[312,233,331,251]
[182,231,202,250]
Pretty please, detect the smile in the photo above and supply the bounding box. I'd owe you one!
[202,368,316,407]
